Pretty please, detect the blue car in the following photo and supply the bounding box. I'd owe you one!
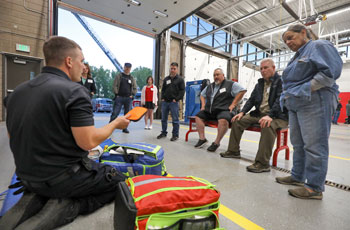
[92,98,113,112]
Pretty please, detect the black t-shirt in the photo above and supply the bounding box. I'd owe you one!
[6,66,94,182]
[118,73,132,97]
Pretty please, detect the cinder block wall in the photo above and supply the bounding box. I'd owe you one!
[0,0,48,121]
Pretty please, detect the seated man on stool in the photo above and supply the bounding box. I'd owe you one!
[194,68,246,152]
[220,58,288,173]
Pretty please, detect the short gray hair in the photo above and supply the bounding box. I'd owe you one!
[260,58,275,67]
[214,68,224,74]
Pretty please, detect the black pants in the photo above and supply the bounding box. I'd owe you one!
[110,96,132,122]
[26,160,126,215]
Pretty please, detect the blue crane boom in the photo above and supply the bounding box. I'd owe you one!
[72,12,124,73]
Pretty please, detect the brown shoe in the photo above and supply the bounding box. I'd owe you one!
[275,176,304,186]
[220,150,241,158]
[246,162,270,173]
[288,187,323,200]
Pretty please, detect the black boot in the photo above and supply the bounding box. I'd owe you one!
[15,198,80,230]
[0,192,48,230]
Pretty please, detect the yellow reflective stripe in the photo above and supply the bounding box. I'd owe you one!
[134,185,215,202]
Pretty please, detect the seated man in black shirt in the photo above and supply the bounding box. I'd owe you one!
[220,59,288,173]
[0,36,130,230]
[194,68,246,152]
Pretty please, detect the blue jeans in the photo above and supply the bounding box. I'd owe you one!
[332,110,340,124]
[161,101,179,137]
[285,89,337,192]
[110,96,132,122]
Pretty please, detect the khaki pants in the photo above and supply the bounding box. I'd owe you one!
[228,114,288,166]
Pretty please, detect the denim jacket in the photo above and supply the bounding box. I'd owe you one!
[280,40,342,108]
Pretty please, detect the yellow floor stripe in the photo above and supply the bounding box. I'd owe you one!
[167,173,264,229]
[329,155,350,161]
[220,204,264,230]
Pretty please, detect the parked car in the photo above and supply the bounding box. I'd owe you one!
[92,98,113,112]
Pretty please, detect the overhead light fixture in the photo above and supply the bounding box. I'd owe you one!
[320,29,350,38]
[326,7,350,17]
[124,0,141,6]
[153,10,168,18]
[263,28,287,37]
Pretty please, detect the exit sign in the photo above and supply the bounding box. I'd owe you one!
[16,44,30,53]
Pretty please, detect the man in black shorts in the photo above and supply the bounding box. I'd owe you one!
[0,36,130,230]
[195,68,246,152]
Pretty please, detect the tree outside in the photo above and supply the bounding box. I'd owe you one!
[90,65,152,98]
[131,66,152,91]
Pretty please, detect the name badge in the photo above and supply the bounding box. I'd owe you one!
[128,79,131,84]
[166,80,171,85]
[88,79,93,83]
[151,88,154,91]
[219,88,226,93]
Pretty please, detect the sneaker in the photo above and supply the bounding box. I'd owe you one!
[144,125,148,130]
[194,139,208,148]
[122,129,129,133]
[220,150,241,158]
[275,176,304,186]
[246,162,270,173]
[157,133,167,139]
[0,192,49,230]
[148,125,152,130]
[207,142,219,152]
[288,187,323,200]
[170,136,179,141]
[15,198,80,230]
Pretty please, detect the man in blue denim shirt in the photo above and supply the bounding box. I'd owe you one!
[276,24,342,200]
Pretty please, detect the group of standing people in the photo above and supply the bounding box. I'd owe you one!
[80,60,159,133]
[109,62,159,132]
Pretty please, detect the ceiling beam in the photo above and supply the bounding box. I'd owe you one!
[281,0,299,20]
[162,0,216,35]
[194,11,267,50]
[206,0,245,21]
[187,7,267,44]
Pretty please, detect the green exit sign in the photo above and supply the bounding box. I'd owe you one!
[16,44,30,53]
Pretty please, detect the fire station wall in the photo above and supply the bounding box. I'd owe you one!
[238,64,261,104]
[0,0,48,121]
[184,46,227,82]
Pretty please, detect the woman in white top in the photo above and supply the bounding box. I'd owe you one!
[141,76,158,129]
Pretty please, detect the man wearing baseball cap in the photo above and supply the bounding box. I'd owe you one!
[110,62,137,133]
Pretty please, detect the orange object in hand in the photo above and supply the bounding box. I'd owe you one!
[125,107,148,121]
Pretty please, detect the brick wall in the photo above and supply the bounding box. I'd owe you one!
[0,0,48,121]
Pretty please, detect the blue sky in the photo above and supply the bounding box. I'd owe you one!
[58,8,154,71]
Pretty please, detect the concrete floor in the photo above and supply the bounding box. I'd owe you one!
[1,113,350,230]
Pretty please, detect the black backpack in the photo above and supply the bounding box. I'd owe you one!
[200,79,210,92]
